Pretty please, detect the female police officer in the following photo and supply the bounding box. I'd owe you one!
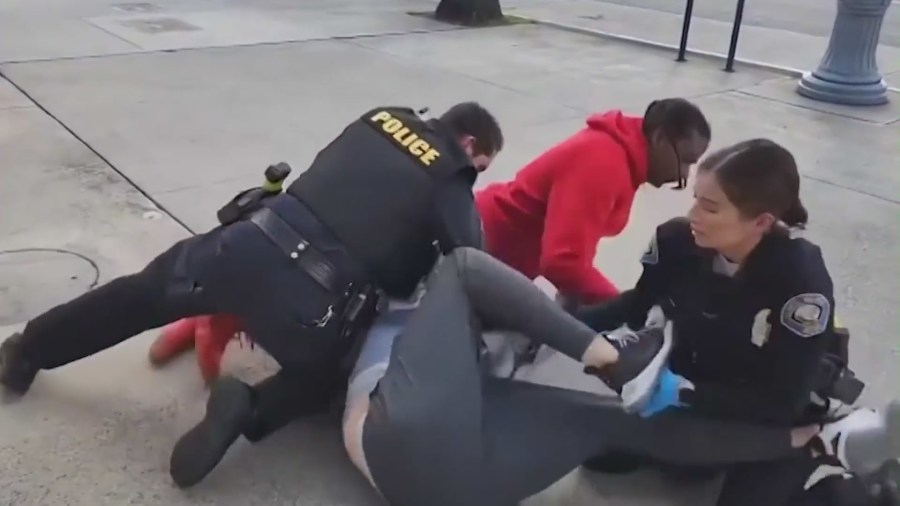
[577,138,900,506]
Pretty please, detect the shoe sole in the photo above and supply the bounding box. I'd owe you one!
[620,321,674,413]
[169,377,252,488]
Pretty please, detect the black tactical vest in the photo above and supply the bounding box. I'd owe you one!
[288,106,472,297]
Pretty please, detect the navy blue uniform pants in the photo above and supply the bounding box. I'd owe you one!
[17,195,362,437]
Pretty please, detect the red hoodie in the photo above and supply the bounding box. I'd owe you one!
[475,111,648,304]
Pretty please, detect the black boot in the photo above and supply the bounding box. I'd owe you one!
[0,332,39,396]
[169,376,254,488]
[241,367,344,443]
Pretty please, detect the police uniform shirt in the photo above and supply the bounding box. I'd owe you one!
[288,107,484,299]
[635,218,836,425]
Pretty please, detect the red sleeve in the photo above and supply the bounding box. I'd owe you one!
[539,141,624,304]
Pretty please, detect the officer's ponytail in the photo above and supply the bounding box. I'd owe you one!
[698,139,807,235]
[781,198,809,230]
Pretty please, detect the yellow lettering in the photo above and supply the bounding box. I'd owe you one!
[365,110,442,167]
[383,119,403,134]
[393,127,417,147]
[370,110,392,123]
[420,149,440,166]
[409,139,429,157]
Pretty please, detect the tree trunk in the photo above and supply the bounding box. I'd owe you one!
[434,0,504,26]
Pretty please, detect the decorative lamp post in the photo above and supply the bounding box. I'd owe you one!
[796,0,891,106]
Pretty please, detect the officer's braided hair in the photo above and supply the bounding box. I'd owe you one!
[642,98,711,143]
[698,138,808,233]
[439,102,504,157]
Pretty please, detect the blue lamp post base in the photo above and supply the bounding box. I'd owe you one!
[797,72,888,106]
[796,0,891,106]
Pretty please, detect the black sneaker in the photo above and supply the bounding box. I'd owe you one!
[169,376,254,488]
[861,459,900,506]
[0,333,39,397]
[584,322,673,413]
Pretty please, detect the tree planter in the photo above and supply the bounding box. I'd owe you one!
[435,0,504,26]
[796,0,890,106]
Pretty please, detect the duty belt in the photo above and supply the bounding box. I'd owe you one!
[248,207,344,295]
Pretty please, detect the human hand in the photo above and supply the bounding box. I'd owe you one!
[644,305,667,329]
[639,367,689,417]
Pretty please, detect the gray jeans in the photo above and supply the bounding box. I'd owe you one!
[361,248,798,506]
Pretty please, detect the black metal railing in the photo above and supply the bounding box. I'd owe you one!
[676,0,748,72]
[676,0,695,62]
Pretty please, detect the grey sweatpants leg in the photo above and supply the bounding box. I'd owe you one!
[480,380,798,504]
[362,248,797,506]
[363,248,598,505]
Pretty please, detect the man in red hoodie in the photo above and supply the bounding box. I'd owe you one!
[477,97,711,306]
[149,98,710,380]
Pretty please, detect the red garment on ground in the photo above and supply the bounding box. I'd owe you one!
[475,111,649,304]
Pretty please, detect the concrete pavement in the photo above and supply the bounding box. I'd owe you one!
[570,0,900,46]
[1,0,898,504]
[503,0,900,89]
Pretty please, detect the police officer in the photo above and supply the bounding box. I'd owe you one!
[576,138,899,506]
[0,102,504,488]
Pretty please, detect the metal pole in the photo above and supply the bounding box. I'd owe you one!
[676,0,695,62]
[724,0,747,72]
[796,0,890,106]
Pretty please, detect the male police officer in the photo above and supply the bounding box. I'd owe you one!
[0,102,503,488]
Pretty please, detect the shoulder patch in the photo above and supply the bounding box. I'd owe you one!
[780,293,830,338]
[640,233,659,265]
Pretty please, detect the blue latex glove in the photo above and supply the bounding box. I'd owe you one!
[639,367,687,418]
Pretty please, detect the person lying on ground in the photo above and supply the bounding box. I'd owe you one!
[337,245,830,506]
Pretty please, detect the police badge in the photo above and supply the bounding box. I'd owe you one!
[780,293,830,338]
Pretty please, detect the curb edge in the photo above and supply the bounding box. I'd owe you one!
[528,18,900,93]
